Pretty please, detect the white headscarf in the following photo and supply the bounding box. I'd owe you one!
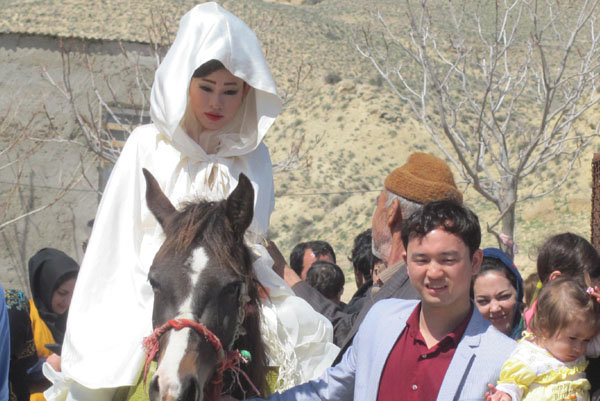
[148,1,282,235]
[151,2,281,159]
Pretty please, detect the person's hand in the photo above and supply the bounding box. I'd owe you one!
[46,353,62,372]
[265,240,301,287]
[485,384,512,401]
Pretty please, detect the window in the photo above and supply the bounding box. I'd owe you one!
[103,106,151,146]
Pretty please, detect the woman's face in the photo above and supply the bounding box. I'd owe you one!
[189,68,249,131]
[51,277,76,315]
[473,270,518,335]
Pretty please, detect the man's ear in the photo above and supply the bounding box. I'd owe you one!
[471,249,483,275]
[402,249,408,264]
[386,197,401,229]
[548,270,562,282]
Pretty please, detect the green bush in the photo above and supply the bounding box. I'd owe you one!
[325,71,342,85]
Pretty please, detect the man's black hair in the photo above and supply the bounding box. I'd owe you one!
[306,261,345,301]
[308,240,336,263]
[401,200,481,256]
[349,229,374,280]
[289,240,336,276]
[289,242,307,276]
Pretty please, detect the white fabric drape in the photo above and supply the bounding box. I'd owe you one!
[47,3,338,398]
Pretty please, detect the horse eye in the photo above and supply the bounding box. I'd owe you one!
[224,281,242,297]
[148,277,161,293]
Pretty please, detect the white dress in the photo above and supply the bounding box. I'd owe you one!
[44,3,338,400]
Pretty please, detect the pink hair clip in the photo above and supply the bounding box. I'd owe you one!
[585,272,597,297]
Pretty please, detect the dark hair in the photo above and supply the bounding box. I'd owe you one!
[471,258,519,298]
[289,242,307,275]
[473,248,523,301]
[306,261,345,300]
[54,271,78,294]
[192,59,226,78]
[289,240,336,276]
[530,276,600,338]
[536,233,600,283]
[349,229,374,280]
[308,240,336,263]
[401,200,481,256]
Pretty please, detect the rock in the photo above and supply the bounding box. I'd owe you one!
[367,105,379,115]
[338,79,356,93]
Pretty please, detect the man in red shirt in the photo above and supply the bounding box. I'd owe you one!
[238,200,516,401]
[377,200,486,400]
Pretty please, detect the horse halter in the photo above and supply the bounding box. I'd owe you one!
[142,282,261,400]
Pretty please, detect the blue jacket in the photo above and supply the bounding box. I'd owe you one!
[254,299,516,401]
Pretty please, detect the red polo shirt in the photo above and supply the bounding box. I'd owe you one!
[377,303,473,401]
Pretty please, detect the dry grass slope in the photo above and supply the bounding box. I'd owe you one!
[238,0,599,299]
[2,0,596,298]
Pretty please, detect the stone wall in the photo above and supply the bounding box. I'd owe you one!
[0,33,156,293]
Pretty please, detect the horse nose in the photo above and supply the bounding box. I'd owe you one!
[148,374,161,401]
[179,375,202,401]
[148,374,202,401]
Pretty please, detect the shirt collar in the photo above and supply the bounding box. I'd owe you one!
[376,260,404,286]
[406,302,474,347]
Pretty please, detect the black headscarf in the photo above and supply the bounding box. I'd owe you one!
[28,248,79,344]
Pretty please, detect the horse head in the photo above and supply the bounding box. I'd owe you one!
[142,168,266,401]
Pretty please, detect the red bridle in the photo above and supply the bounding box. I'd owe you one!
[142,318,260,400]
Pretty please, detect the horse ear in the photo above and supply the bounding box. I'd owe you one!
[226,173,254,236]
[143,168,176,228]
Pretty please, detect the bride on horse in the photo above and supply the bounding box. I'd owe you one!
[44,3,339,400]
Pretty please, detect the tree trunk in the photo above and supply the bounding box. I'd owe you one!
[499,179,517,259]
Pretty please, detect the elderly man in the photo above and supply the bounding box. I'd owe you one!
[241,200,515,401]
[269,152,463,357]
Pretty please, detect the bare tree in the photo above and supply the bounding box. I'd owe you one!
[356,0,600,256]
[0,105,89,290]
[41,38,161,167]
[0,106,87,231]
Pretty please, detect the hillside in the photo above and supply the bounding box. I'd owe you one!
[0,0,597,300]
[244,0,598,298]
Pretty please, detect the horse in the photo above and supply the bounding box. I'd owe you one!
[142,168,267,401]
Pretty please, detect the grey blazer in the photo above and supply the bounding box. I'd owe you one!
[251,299,516,401]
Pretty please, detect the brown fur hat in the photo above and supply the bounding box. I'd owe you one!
[384,153,462,204]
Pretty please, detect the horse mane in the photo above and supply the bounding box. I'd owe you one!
[229,298,268,398]
[162,198,269,397]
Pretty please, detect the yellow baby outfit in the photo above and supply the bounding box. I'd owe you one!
[496,336,589,401]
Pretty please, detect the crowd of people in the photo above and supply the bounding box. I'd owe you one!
[257,151,600,401]
[1,2,600,401]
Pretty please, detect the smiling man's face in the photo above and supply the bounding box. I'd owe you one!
[405,228,481,312]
